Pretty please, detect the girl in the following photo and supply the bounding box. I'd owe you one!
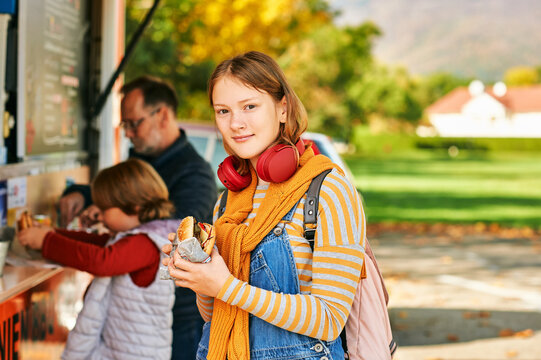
[163,51,366,360]
[19,158,177,360]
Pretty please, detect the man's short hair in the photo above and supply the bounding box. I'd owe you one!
[121,76,178,112]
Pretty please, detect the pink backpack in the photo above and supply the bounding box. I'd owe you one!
[304,170,397,359]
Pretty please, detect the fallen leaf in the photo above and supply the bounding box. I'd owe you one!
[398,311,408,319]
[446,334,459,342]
[394,324,409,331]
[440,256,453,264]
[462,311,475,319]
[521,227,534,237]
[474,222,486,233]
[479,311,491,318]
[499,328,515,337]
[514,329,533,338]
[479,319,491,327]
[489,223,500,232]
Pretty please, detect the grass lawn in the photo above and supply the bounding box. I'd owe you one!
[344,150,541,229]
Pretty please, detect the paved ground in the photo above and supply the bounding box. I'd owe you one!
[368,225,541,360]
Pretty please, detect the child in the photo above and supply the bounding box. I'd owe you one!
[163,51,366,360]
[19,158,178,360]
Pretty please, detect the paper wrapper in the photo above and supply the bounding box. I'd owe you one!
[160,236,211,280]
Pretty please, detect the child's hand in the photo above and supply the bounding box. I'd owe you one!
[80,205,102,228]
[17,226,53,250]
[168,247,231,298]
[161,232,176,259]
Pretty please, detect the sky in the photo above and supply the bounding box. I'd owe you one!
[327,0,369,26]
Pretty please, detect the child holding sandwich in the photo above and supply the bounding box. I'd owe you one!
[19,158,177,360]
[163,51,366,360]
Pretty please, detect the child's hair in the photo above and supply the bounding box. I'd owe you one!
[91,159,174,223]
[208,51,308,175]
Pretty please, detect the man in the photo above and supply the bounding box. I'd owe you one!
[59,76,218,360]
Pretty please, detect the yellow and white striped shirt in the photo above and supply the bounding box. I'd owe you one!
[197,168,365,341]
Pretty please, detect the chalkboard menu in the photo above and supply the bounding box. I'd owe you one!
[17,0,89,157]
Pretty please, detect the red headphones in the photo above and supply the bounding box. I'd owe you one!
[217,140,305,191]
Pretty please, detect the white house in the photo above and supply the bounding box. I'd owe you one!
[423,81,541,138]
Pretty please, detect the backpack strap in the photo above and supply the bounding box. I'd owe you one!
[302,169,351,357]
[303,169,332,246]
[303,170,396,358]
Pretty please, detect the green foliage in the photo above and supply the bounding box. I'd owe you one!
[125,0,332,120]
[412,72,471,112]
[346,152,541,229]
[350,126,418,155]
[416,137,541,153]
[279,21,429,140]
[279,22,381,140]
[504,66,539,85]
[347,65,423,123]
[125,0,205,119]
[351,126,541,156]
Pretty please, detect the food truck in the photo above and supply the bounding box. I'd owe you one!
[0,0,131,357]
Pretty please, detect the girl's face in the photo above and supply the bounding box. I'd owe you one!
[101,207,140,233]
[212,75,286,168]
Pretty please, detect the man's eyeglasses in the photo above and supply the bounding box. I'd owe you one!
[120,107,161,132]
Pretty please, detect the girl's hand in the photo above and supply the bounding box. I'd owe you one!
[168,247,231,297]
[17,226,54,250]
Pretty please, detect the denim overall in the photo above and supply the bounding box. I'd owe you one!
[197,204,344,360]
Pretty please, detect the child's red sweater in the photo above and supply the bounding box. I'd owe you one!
[42,229,160,287]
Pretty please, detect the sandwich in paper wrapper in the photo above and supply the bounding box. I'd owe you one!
[160,216,215,280]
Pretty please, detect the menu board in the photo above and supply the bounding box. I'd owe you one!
[17,0,89,156]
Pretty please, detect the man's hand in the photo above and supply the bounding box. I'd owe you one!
[80,205,102,228]
[58,192,85,228]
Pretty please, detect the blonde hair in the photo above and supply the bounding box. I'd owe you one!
[91,159,174,223]
[208,51,308,175]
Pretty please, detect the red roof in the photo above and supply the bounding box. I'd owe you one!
[426,84,541,114]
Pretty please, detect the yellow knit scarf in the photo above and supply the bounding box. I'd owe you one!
[207,147,341,359]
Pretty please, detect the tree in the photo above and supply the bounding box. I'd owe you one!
[347,65,422,126]
[125,0,333,119]
[280,22,382,140]
[413,72,471,108]
[504,66,539,86]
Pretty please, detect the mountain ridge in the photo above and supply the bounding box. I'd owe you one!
[331,0,541,81]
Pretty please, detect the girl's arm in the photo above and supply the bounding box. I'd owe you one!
[43,231,160,284]
[196,293,214,322]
